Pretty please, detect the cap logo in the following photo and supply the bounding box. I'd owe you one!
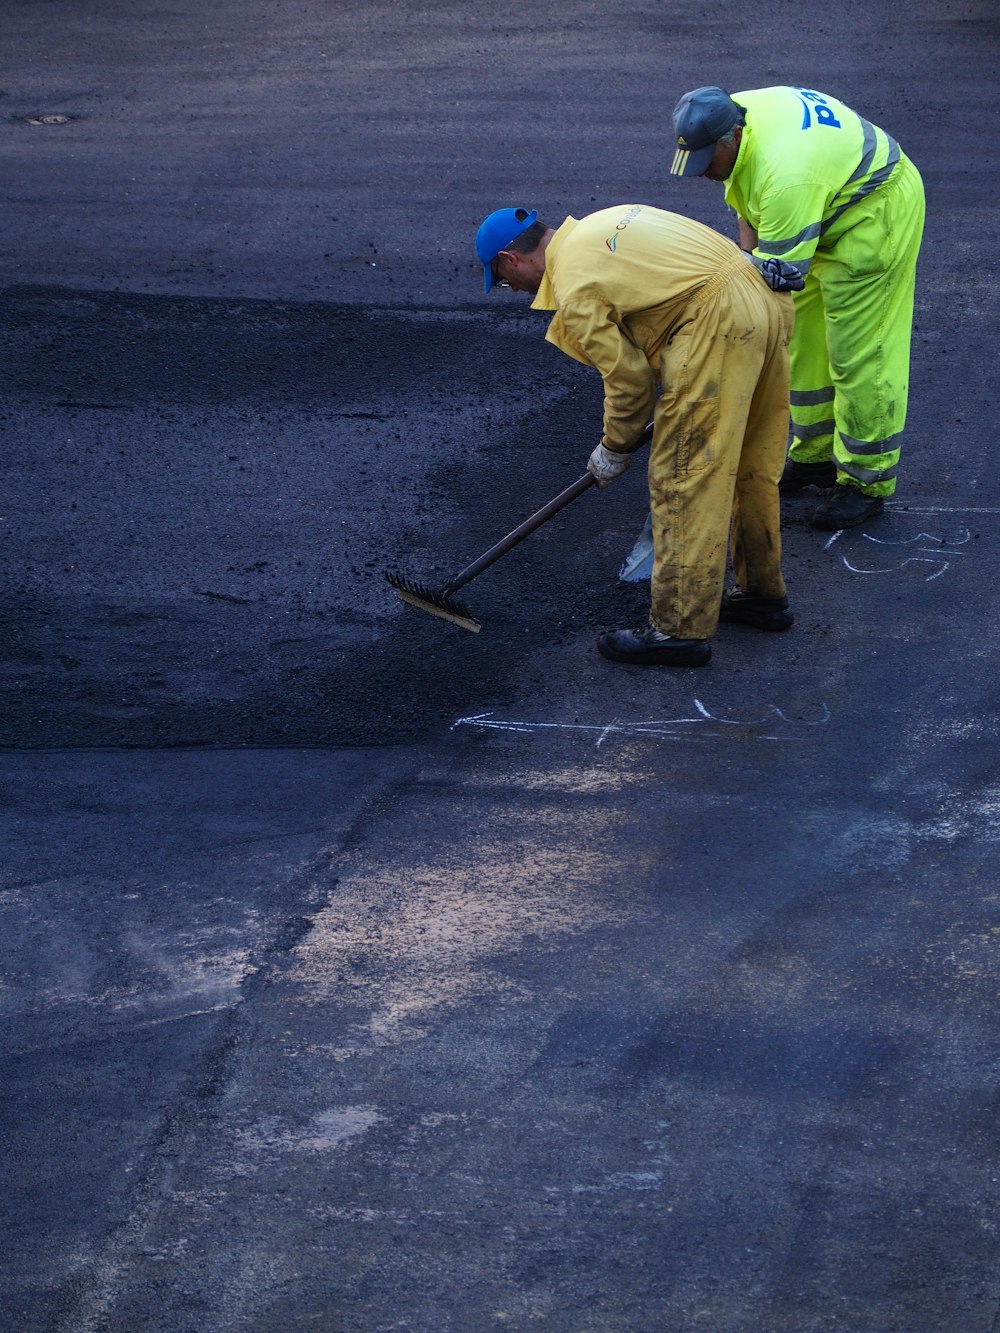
[677,136,688,147]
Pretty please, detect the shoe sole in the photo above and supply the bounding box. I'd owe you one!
[719,606,794,632]
[597,639,711,667]
[810,499,884,531]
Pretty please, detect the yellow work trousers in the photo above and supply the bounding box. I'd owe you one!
[649,259,794,639]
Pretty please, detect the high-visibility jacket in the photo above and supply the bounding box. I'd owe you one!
[530,205,751,450]
[724,86,901,275]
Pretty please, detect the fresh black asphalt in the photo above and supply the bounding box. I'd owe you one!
[2,3,999,1330]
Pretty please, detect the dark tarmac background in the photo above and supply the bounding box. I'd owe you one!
[2,3,999,1331]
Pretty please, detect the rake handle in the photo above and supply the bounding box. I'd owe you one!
[443,472,596,596]
[441,421,655,597]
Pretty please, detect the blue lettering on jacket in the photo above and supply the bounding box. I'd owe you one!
[793,88,843,130]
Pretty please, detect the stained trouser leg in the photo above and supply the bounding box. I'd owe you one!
[731,291,795,598]
[649,274,784,639]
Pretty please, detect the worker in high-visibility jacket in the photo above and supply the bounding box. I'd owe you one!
[669,85,925,530]
[474,203,795,669]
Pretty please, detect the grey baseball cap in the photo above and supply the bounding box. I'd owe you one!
[669,86,742,176]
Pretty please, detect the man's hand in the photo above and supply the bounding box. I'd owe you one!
[756,256,805,292]
[587,443,631,488]
[737,217,759,252]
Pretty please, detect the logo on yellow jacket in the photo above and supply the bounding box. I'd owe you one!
[605,204,643,253]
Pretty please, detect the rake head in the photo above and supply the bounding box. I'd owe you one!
[385,571,482,633]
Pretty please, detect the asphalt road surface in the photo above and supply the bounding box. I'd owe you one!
[2,3,999,1331]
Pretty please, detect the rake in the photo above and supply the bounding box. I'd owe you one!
[386,423,654,633]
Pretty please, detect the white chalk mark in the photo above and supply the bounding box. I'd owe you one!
[596,718,621,749]
[838,518,976,579]
[450,712,535,733]
[884,505,1000,514]
[823,531,845,550]
[451,701,831,748]
[841,555,951,580]
[863,528,971,548]
[773,703,831,724]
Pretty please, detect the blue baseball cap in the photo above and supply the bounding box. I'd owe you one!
[475,207,538,292]
[670,87,742,177]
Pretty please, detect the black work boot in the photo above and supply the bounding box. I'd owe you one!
[719,587,794,632]
[779,458,837,493]
[597,621,711,667]
[811,484,885,531]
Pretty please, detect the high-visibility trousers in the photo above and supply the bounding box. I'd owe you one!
[649,258,794,639]
[788,153,925,497]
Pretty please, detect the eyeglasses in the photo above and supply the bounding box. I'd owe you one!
[491,256,510,289]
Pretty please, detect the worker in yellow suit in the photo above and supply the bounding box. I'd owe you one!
[475,204,795,668]
[669,85,925,529]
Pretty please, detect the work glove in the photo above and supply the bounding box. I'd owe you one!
[587,443,631,488]
[755,256,805,293]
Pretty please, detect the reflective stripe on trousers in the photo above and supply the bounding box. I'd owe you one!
[787,153,925,496]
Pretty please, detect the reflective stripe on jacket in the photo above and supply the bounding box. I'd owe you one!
[724,86,901,275]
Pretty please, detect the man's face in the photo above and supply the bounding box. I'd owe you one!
[494,250,543,295]
[701,128,742,181]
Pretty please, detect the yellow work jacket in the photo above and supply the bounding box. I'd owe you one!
[530,206,742,451]
[724,86,900,275]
